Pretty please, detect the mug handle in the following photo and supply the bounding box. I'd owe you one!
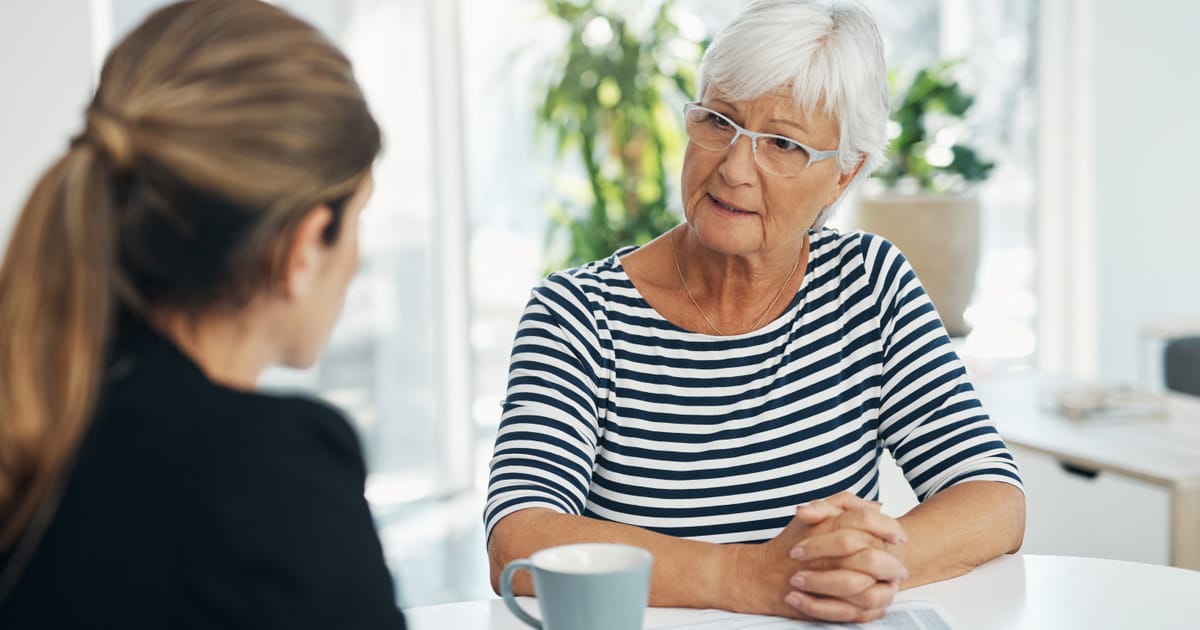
[500,559,542,629]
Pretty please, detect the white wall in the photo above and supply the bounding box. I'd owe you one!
[1093,0,1200,382]
[0,1,94,244]
[1040,0,1200,383]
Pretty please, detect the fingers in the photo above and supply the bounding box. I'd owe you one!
[794,546,906,590]
[821,491,882,512]
[790,568,875,597]
[793,492,881,525]
[837,506,907,544]
[792,501,843,525]
[795,543,908,583]
[778,495,907,624]
[794,506,907,551]
[851,547,908,583]
[784,589,891,624]
[784,562,900,623]
[792,528,879,560]
[791,569,902,605]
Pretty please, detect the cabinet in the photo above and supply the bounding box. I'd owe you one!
[976,375,1200,570]
[1012,445,1170,564]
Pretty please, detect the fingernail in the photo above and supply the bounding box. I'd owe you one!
[790,574,805,588]
[785,592,804,609]
[790,546,805,559]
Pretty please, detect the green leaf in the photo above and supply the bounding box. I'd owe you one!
[531,0,692,269]
[876,60,993,193]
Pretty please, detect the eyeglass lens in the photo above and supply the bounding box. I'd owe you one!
[683,106,813,176]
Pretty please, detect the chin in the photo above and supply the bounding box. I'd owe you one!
[693,223,764,255]
[280,347,323,370]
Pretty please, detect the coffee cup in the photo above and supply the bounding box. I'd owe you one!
[499,543,653,630]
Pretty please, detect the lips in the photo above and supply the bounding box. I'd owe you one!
[709,193,754,214]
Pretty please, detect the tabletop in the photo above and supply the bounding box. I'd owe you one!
[405,554,1200,629]
[974,374,1200,489]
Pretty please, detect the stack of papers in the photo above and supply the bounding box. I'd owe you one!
[645,600,957,630]
[1046,383,1165,420]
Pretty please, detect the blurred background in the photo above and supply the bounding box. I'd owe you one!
[2,0,1198,609]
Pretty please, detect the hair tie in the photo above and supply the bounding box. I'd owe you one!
[72,108,134,174]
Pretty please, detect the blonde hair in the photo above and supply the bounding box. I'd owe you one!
[0,0,380,553]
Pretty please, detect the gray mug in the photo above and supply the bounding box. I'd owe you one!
[500,543,653,630]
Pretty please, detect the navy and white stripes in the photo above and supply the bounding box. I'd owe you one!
[486,229,1021,544]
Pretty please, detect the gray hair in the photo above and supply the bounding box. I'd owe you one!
[697,0,889,226]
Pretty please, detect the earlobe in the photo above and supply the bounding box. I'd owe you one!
[281,205,334,301]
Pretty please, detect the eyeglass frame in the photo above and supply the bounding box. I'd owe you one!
[682,103,839,176]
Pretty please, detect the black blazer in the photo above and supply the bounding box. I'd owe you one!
[0,325,407,629]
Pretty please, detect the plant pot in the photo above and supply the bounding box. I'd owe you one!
[854,193,980,337]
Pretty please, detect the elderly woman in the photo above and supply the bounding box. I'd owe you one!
[486,0,1024,623]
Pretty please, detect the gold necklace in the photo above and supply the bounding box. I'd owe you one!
[668,230,801,336]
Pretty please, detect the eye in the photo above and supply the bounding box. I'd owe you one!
[706,112,733,130]
[770,135,808,154]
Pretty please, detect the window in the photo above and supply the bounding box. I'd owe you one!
[102,0,475,509]
[463,0,1039,459]
[98,0,1036,607]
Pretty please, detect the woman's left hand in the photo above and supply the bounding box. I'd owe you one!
[781,494,909,622]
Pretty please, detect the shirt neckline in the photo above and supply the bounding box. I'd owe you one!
[608,229,829,340]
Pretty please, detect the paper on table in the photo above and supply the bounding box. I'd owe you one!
[645,600,957,630]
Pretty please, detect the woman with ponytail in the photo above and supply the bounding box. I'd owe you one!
[0,1,405,627]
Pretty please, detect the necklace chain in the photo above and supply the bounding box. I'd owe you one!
[668,230,801,336]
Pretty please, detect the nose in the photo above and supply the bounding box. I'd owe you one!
[719,131,759,186]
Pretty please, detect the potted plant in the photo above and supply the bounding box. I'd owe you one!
[532,0,704,270]
[855,61,994,337]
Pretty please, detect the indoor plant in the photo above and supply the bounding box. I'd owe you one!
[532,0,704,270]
[856,61,994,336]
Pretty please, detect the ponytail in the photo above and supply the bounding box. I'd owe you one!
[0,132,123,552]
[0,0,381,569]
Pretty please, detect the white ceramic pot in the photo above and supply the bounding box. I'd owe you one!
[854,193,980,337]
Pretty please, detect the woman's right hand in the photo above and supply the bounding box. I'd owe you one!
[727,492,907,622]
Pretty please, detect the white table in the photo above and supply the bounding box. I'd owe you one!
[406,555,1200,629]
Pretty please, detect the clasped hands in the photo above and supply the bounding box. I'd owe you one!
[732,492,908,623]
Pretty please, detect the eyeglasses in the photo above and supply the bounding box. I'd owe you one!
[683,103,838,177]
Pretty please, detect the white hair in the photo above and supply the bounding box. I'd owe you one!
[697,0,889,226]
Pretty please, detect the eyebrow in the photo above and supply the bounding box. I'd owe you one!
[709,98,741,113]
[707,98,811,137]
[770,117,810,135]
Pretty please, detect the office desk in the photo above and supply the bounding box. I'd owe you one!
[406,555,1200,629]
[975,375,1200,569]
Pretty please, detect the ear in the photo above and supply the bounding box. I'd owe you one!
[825,153,868,207]
[281,205,335,300]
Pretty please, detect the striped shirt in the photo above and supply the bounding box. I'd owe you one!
[485,229,1022,544]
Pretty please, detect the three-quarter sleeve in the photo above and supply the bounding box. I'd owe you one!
[861,234,1023,500]
[191,399,407,629]
[484,273,608,540]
